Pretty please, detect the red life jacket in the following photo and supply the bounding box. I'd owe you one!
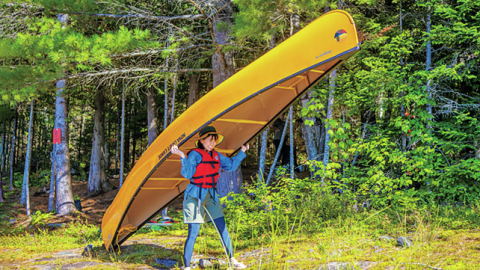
[189,148,220,188]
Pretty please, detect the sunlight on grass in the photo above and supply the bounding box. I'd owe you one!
[1,180,479,269]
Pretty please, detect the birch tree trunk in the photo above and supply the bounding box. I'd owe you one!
[88,89,114,194]
[131,98,136,165]
[187,74,199,107]
[21,99,34,217]
[147,87,159,146]
[54,79,76,215]
[48,144,56,212]
[115,112,120,172]
[164,76,169,130]
[9,114,16,191]
[211,5,243,198]
[105,120,110,170]
[120,85,126,188]
[170,65,178,125]
[124,99,131,167]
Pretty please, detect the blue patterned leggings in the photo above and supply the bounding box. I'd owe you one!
[183,217,233,267]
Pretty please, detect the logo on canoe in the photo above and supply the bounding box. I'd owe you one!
[159,133,186,161]
[335,29,347,43]
[215,156,218,161]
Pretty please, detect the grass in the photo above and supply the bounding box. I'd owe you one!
[1,187,480,269]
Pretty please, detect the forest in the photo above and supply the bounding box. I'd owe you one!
[1,0,480,269]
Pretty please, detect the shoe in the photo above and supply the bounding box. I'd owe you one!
[230,257,247,269]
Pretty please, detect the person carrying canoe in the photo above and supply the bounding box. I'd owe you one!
[171,126,248,270]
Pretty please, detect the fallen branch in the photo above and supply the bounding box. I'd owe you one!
[69,12,204,21]
[68,68,212,79]
[111,44,213,59]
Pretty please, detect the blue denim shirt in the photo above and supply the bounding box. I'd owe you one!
[180,149,246,203]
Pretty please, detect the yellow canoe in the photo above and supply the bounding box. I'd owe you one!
[101,10,360,250]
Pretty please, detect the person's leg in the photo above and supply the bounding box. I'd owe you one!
[183,223,201,267]
[213,217,246,269]
[212,217,233,258]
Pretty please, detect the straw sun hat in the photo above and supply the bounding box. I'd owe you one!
[195,126,225,148]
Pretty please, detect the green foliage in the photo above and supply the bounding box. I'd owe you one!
[63,221,101,244]
[30,169,51,187]
[30,210,55,226]
[0,15,159,104]
[233,0,328,42]
[222,176,353,241]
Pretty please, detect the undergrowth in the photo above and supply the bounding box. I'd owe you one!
[1,174,479,269]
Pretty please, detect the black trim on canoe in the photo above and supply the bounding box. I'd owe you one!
[110,45,360,248]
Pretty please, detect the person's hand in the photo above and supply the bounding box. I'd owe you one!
[241,143,249,153]
[171,145,186,159]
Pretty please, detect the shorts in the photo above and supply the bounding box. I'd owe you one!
[183,192,224,224]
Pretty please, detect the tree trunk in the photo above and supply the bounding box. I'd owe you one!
[323,69,336,170]
[131,99,137,165]
[170,69,178,125]
[0,172,4,202]
[5,120,11,174]
[21,99,34,217]
[147,87,159,146]
[14,114,20,167]
[9,114,16,191]
[0,124,5,183]
[54,80,76,215]
[258,35,275,181]
[88,89,114,194]
[211,7,242,198]
[120,85,126,188]
[124,102,131,167]
[105,120,110,170]
[289,107,294,177]
[36,117,41,172]
[20,116,25,165]
[300,90,320,179]
[164,76,169,130]
[43,109,48,171]
[115,111,120,172]
[78,104,86,161]
[258,129,268,182]
[266,112,290,186]
[0,124,4,202]
[48,144,56,212]
[187,74,200,107]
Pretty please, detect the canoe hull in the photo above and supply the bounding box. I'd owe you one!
[102,10,360,250]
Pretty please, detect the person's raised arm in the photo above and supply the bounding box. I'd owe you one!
[171,145,186,159]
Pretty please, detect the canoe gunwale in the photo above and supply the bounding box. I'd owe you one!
[108,45,361,249]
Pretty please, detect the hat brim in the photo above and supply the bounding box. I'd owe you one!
[195,132,225,148]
